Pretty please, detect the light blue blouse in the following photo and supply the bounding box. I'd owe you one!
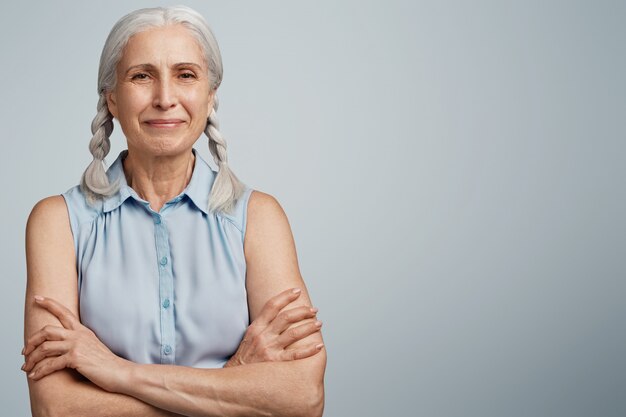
[61,148,254,369]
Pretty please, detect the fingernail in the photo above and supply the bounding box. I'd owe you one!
[28,372,35,378]
[21,364,25,371]
[34,295,44,302]
[21,347,24,355]
[315,321,322,327]
[292,288,301,294]
[315,343,324,350]
[310,307,318,313]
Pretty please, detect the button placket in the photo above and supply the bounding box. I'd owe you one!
[154,215,176,364]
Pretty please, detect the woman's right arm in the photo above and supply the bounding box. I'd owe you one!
[24,196,183,417]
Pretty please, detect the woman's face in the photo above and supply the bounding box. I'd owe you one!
[106,24,214,157]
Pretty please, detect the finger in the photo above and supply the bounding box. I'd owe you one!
[277,320,323,348]
[281,342,325,361]
[268,305,319,334]
[27,355,69,381]
[254,288,302,327]
[23,325,68,356]
[23,340,70,373]
[33,296,81,331]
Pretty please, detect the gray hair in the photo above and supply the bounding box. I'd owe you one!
[80,5,245,215]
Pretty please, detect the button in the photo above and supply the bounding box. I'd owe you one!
[154,216,161,224]
[162,298,170,308]
[163,345,172,355]
[160,256,168,266]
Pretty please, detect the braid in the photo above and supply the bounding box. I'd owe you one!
[205,94,246,215]
[80,93,120,205]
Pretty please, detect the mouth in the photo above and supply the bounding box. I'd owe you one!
[144,119,186,128]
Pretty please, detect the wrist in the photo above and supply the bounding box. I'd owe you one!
[111,357,138,394]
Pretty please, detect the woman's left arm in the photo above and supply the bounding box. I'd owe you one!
[25,191,326,417]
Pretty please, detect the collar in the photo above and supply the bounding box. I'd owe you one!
[103,148,216,214]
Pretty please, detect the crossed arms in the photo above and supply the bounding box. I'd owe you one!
[23,191,326,417]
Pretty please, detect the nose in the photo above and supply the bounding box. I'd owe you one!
[152,78,177,109]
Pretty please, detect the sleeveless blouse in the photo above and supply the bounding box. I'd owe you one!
[61,148,253,368]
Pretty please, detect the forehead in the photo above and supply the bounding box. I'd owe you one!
[117,24,207,69]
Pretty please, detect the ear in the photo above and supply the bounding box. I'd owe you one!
[105,90,119,119]
[207,88,217,117]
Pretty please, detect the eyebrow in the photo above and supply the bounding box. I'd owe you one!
[124,62,204,75]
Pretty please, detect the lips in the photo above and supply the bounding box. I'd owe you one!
[144,119,185,128]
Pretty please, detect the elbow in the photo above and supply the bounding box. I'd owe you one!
[30,401,57,417]
[307,380,325,417]
[28,387,54,417]
[276,380,324,417]
[32,397,72,417]
[295,371,325,417]
[300,350,326,417]
[28,380,77,417]
[276,348,326,417]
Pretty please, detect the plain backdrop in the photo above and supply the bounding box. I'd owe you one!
[2,1,625,416]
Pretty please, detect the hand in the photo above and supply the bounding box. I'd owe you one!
[21,295,131,393]
[224,288,324,367]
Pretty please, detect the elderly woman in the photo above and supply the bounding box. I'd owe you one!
[22,6,326,417]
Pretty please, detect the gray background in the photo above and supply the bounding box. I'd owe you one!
[2,0,624,416]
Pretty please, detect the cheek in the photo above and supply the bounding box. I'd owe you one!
[184,87,211,112]
[118,89,151,114]
[190,92,210,111]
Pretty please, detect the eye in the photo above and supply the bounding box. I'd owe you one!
[179,72,197,80]
[131,73,149,81]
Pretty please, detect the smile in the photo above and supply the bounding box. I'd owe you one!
[144,119,185,128]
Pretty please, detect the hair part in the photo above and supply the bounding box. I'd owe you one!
[80,5,245,216]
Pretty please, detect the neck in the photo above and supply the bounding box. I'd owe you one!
[122,148,196,213]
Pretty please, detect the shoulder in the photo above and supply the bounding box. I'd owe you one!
[247,190,285,217]
[25,195,75,290]
[246,191,291,237]
[244,190,295,259]
[26,195,74,257]
[27,195,70,235]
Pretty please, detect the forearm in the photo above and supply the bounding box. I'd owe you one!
[119,355,325,417]
[29,369,185,417]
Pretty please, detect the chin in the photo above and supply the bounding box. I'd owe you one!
[132,141,195,157]
[125,130,201,156]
